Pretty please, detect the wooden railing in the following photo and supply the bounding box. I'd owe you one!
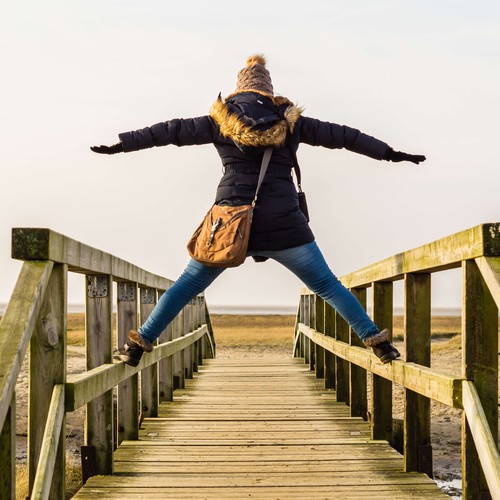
[0,228,215,500]
[294,223,500,500]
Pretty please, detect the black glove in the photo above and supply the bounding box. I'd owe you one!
[385,148,426,165]
[90,142,123,155]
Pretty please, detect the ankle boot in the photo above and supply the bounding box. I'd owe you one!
[113,330,154,367]
[364,329,400,364]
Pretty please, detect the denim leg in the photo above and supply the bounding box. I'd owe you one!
[267,242,379,341]
[138,259,225,343]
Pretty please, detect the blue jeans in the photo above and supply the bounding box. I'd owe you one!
[139,241,379,343]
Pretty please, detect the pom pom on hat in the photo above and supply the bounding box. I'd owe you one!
[235,53,273,96]
[246,54,266,67]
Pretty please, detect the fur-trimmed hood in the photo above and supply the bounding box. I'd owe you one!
[210,92,303,148]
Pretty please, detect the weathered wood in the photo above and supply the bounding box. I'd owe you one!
[66,327,208,411]
[462,260,499,500]
[117,282,139,443]
[303,295,310,365]
[204,304,216,358]
[324,303,336,389]
[371,282,393,442]
[0,393,15,500]
[462,381,500,500]
[140,287,158,418]
[404,273,432,475]
[349,288,368,420]
[335,312,350,404]
[298,325,462,408]
[158,311,174,403]
[173,310,185,389]
[314,297,325,379]
[12,227,175,290]
[74,356,445,499]
[308,296,316,371]
[0,260,53,431]
[85,273,113,476]
[31,384,65,500]
[340,223,500,288]
[183,302,194,379]
[475,256,500,309]
[29,264,67,498]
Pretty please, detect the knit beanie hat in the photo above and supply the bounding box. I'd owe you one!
[235,54,274,96]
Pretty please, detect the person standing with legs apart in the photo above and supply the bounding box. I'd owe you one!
[91,54,426,367]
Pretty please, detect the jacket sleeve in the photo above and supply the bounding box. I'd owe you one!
[296,116,389,160]
[118,115,217,152]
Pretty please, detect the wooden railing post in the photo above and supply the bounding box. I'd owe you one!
[335,312,350,404]
[85,273,113,476]
[371,281,393,442]
[173,310,185,389]
[462,260,499,500]
[303,295,310,366]
[314,297,325,379]
[308,295,316,371]
[158,289,174,403]
[350,288,368,420]
[140,287,158,418]
[404,273,432,476]
[117,282,139,443]
[28,263,67,498]
[196,297,205,366]
[184,301,194,379]
[324,303,336,389]
[0,393,15,499]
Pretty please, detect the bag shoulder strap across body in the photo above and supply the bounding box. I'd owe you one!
[251,147,273,207]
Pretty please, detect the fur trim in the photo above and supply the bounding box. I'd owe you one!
[247,54,266,67]
[210,96,303,148]
[128,329,154,353]
[363,328,390,347]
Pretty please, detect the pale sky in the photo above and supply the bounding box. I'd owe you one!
[1,1,499,309]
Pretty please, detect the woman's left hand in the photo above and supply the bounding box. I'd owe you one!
[386,148,426,164]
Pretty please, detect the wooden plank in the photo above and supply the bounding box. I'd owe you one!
[475,256,500,309]
[324,303,336,389]
[462,260,499,500]
[349,288,368,420]
[73,356,445,499]
[11,227,175,290]
[140,287,158,418]
[31,384,65,500]
[173,310,185,390]
[404,273,432,476]
[183,302,194,380]
[66,327,208,411]
[28,264,67,498]
[0,393,15,500]
[314,297,325,379]
[335,311,350,404]
[298,324,462,408]
[0,260,53,431]
[158,305,174,403]
[371,282,393,442]
[116,282,139,443]
[85,274,114,476]
[462,381,500,500]
[340,223,500,288]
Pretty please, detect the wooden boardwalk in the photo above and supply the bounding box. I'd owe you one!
[74,357,446,499]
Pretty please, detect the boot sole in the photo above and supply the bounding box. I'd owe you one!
[380,352,401,364]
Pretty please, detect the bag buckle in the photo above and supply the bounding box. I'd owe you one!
[207,217,222,246]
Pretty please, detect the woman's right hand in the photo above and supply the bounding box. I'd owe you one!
[90,143,123,154]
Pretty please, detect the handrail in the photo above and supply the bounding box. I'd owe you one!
[295,223,500,500]
[0,228,216,500]
[0,261,54,431]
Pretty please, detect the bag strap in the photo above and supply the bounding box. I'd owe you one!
[285,135,303,193]
[251,147,273,207]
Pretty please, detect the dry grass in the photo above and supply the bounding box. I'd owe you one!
[16,461,82,500]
